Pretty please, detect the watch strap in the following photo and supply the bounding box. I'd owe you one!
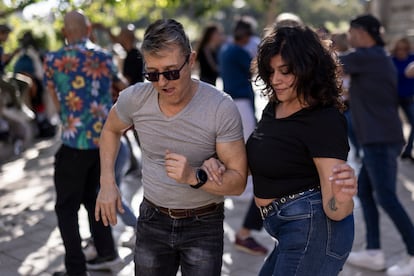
[190,180,206,189]
[191,168,208,189]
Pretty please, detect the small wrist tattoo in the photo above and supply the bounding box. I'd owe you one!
[329,197,338,211]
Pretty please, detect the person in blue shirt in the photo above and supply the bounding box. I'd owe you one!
[219,18,268,255]
[391,37,414,161]
[219,18,255,124]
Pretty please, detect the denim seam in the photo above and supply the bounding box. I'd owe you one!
[325,217,349,260]
[294,198,314,276]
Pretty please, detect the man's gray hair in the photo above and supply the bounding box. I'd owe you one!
[142,19,192,57]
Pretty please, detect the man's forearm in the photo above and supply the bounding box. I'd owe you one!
[99,128,122,187]
[200,169,247,196]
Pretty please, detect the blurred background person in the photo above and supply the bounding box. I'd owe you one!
[391,37,414,162]
[341,14,414,275]
[273,12,303,28]
[242,16,260,59]
[93,22,143,187]
[219,17,264,255]
[195,22,224,86]
[331,31,361,160]
[0,25,35,154]
[220,17,256,146]
[43,10,124,275]
[14,30,56,138]
[0,24,19,75]
[112,25,144,86]
[0,24,19,107]
[406,60,414,78]
[94,23,144,86]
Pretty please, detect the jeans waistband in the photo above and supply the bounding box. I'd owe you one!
[259,186,320,220]
[143,198,223,219]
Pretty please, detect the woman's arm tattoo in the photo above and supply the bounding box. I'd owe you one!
[328,197,338,211]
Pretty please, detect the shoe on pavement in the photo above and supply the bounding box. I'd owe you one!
[401,153,414,163]
[346,249,386,271]
[121,234,136,248]
[386,256,414,276]
[82,238,97,261]
[86,254,123,271]
[234,236,268,256]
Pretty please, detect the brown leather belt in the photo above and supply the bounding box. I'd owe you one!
[144,198,223,219]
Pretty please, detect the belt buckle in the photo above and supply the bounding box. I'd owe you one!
[259,207,266,220]
[260,204,273,220]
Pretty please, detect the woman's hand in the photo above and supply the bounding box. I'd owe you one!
[329,163,358,205]
[202,157,226,185]
[314,158,357,220]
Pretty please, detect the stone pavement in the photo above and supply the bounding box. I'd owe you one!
[1,135,414,276]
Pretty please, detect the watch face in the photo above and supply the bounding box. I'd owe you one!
[197,169,208,184]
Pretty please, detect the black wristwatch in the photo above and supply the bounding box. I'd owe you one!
[191,168,208,189]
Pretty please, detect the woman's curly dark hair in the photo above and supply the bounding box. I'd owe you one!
[253,25,345,111]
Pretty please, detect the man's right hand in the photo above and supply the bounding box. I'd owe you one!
[95,183,124,226]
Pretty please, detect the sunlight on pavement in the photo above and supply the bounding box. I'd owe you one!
[19,228,63,275]
[1,159,25,186]
[402,177,414,201]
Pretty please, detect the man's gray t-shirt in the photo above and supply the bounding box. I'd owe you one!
[115,80,243,208]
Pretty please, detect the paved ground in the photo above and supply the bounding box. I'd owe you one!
[1,133,414,276]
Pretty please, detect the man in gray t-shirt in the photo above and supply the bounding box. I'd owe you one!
[95,19,247,275]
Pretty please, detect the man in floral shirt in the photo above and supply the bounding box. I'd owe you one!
[43,10,125,276]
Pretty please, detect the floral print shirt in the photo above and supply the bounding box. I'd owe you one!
[44,39,117,149]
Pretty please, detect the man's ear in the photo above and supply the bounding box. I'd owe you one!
[189,51,197,67]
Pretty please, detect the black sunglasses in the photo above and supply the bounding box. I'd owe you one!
[143,55,189,82]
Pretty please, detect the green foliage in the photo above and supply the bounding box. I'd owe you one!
[1,0,365,53]
[0,0,39,17]
[3,16,59,51]
[297,0,363,30]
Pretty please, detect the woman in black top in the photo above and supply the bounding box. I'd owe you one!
[205,25,357,275]
[249,25,356,275]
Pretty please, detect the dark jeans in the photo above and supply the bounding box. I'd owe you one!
[54,145,116,275]
[134,199,224,276]
[399,96,414,156]
[344,108,360,156]
[242,198,263,231]
[259,191,354,276]
[358,142,414,254]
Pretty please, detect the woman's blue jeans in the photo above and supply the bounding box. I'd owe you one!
[134,199,224,276]
[259,191,354,276]
[358,142,414,254]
